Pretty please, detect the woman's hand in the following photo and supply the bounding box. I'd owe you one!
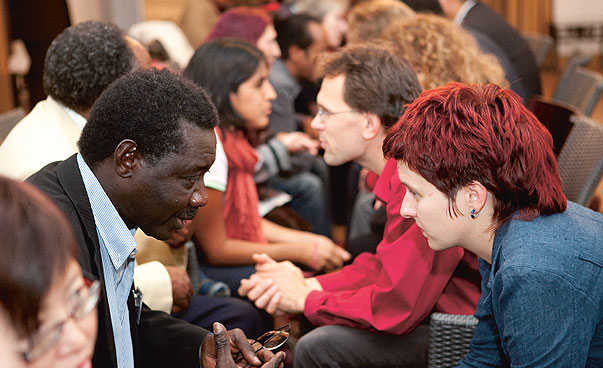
[302,235,351,272]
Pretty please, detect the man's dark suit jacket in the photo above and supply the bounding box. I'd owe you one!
[462,1,542,101]
[28,154,209,368]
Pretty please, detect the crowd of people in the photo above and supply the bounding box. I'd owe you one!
[0,0,601,368]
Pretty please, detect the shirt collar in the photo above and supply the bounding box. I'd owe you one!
[52,96,87,130]
[454,0,477,25]
[77,154,138,271]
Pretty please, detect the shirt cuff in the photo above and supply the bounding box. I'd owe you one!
[303,290,330,325]
[134,261,173,313]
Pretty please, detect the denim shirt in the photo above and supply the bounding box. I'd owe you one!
[458,202,603,367]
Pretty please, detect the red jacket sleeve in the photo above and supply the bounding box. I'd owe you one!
[304,224,466,335]
[315,251,385,292]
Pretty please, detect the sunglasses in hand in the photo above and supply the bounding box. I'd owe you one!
[234,324,290,363]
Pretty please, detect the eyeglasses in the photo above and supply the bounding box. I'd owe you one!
[20,280,101,362]
[234,324,290,363]
[315,106,359,121]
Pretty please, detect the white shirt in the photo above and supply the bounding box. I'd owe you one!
[454,0,478,25]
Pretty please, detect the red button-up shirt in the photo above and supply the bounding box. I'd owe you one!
[304,159,481,335]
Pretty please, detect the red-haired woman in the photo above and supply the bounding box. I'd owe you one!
[383,83,602,367]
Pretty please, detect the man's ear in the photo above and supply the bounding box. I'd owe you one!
[114,139,138,178]
[458,181,488,217]
[361,113,382,140]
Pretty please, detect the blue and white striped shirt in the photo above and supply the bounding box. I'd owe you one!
[78,154,137,368]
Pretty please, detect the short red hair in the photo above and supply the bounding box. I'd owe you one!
[206,6,272,44]
[383,83,566,225]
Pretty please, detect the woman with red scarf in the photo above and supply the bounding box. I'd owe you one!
[183,39,349,294]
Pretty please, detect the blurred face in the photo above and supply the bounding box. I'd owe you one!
[311,75,367,166]
[132,124,216,240]
[229,62,277,130]
[23,260,97,368]
[256,25,281,66]
[295,22,328,81]
[397,161,468,251]
[322,4,349,48]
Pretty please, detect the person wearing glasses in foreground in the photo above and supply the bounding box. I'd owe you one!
[382,83,602,367]
[240,45,482,368]
[0,175,98,368]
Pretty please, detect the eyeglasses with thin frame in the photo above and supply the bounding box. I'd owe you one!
[233,324,290,363]
[315,106,359,121]
[19,280,101,362]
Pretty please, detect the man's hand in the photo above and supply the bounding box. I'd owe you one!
[239,254,322,314]
[275,132,319,155]
[165,266,193,314]
[201,323,285,368]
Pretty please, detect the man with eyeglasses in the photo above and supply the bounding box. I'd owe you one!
[239,44,483,368]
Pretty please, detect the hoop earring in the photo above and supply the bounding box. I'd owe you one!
[470,208,478,219]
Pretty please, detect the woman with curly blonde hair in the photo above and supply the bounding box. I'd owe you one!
[382,14,509,90]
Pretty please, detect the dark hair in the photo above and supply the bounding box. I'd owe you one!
[0,176,77,337]
[79,69,218,166]
[383,83,566,226]
[274,13,321,59]
[43,21,135,112]
[183,39,265,129]
[320,44,422,129]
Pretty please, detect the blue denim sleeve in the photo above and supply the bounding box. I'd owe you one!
[492,266,596,367]
[456,316,506,367]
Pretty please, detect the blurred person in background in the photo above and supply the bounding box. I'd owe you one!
[183,39,350,295]
[438,0,542,100]
[0,176,97,368]
[205,8,331,236]
[206,6,281,65]
[383,13,508,91]
[288,0,349,49]
[346,0,415,44]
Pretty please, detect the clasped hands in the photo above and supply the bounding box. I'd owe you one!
[239,254,323,315]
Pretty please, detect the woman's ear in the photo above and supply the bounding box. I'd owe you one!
[459,181,488,218]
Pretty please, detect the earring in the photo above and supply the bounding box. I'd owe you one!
[470,209,478,219]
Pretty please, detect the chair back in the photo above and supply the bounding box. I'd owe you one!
[528,98,576,156]
[554,53,592,101]
[554,66,603,116]
[557,115,603,206]
[523,32,554,67]
[427,313,478,368]
[0,107,25,144]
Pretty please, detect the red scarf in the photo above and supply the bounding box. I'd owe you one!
[218,128,267,243]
